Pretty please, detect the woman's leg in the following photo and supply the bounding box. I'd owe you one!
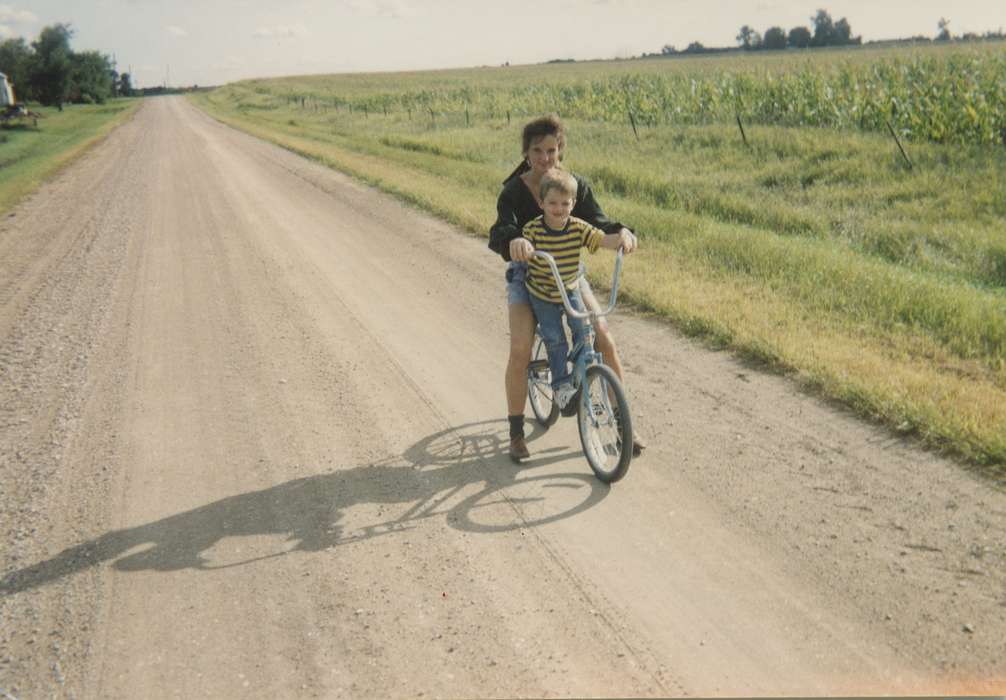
[506,301,537,416]
[578,280,625,382]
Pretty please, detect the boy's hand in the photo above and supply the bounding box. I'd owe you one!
[510,237,535,262]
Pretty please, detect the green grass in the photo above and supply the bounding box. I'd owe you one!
[191,57,1006,477]
[0,99,141,214]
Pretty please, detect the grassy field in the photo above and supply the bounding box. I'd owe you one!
[0,99,141,215]
[192,43,1006,476]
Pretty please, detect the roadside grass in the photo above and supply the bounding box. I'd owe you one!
[0,100,141,215]
[191,83,1006,476]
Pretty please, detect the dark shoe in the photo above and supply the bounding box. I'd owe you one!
[612,405,646,458]
[509,437,530,462]
[632,433,647,458]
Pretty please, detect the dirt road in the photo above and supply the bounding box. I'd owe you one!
[1,96,1003,698]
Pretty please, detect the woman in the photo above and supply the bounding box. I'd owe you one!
[489,114,643,462]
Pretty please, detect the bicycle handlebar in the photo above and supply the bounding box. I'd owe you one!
[531,248,624,320]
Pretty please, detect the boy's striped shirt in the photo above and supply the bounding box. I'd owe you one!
[522,215,604,303]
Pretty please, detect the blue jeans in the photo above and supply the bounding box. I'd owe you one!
[528,288,588,389]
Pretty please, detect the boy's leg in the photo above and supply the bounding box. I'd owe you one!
[528,296,570,388]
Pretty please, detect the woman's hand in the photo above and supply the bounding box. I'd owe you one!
[617,227,638,254]
[509,237,535,262]
[602,227,638,254]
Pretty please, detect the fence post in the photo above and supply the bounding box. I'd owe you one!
[885,120,913,169]
[735,114,749,147]
[628,111,639,141]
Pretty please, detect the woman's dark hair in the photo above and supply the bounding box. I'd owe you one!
[503,114,567,183]
[521,114,566,155]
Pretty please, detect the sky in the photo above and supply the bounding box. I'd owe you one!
[6,1,1005,87]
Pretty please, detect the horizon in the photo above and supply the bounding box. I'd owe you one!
[5,1,1005,88]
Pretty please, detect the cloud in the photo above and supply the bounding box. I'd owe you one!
[0,24,14,39]
[166,25,188,37]
[0,5,37,25]
[253,23,309,39]
[344,0,420,19]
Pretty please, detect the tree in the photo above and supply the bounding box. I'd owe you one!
[937,17,952,41]
[736,25,760,49]
[788,26,812,48]
[763,26,788,50]
[68,50,114,103]
[684,41,706,53]
[29,23,74,108]
[661,44,676,55]
[811,9,834,46]
[833,17,858,44]
[0,37,33,101]
[118,71,133,97]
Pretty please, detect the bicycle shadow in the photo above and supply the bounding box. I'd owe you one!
[1,420,607,595]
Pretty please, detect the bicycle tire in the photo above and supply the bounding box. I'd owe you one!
[577,364,632,483]
[527,332,559,428]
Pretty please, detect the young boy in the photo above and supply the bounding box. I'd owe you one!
[520,169,635,410]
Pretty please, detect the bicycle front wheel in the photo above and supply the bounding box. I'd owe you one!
[527,332,559,428]
[577,364,632,483]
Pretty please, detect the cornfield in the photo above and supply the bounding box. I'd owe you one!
[248,44,1006,145]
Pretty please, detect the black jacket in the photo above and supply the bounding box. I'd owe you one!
[488,165,627,262]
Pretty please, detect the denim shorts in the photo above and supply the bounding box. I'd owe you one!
[505,261,531,306]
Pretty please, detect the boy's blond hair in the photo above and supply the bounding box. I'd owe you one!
[539,168,577,202]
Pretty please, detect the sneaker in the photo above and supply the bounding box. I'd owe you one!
[554,383,578,412]
[509,437,530,462]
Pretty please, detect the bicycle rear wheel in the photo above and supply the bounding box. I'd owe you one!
[527,332,559,428]
[577,364,632,483]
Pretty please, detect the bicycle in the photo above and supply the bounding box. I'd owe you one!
[525,249,633,483]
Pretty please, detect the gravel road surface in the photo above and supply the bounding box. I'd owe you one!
[1,96,1003,698]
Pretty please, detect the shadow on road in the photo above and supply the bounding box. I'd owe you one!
[1,420,606,594]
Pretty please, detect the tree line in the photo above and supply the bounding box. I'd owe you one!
[656,9,1005,57]
[0,23,131,109]
[734,9,861,51]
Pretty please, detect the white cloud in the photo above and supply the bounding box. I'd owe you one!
[0,5,36,25]
[0,24,14,39]
[344,0,420,19]
[253,23,309,39]
[166,25,187,37]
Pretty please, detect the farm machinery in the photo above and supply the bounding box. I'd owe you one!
[1,72,41,126]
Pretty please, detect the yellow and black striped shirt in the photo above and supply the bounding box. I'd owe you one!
[522,215,604,303]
